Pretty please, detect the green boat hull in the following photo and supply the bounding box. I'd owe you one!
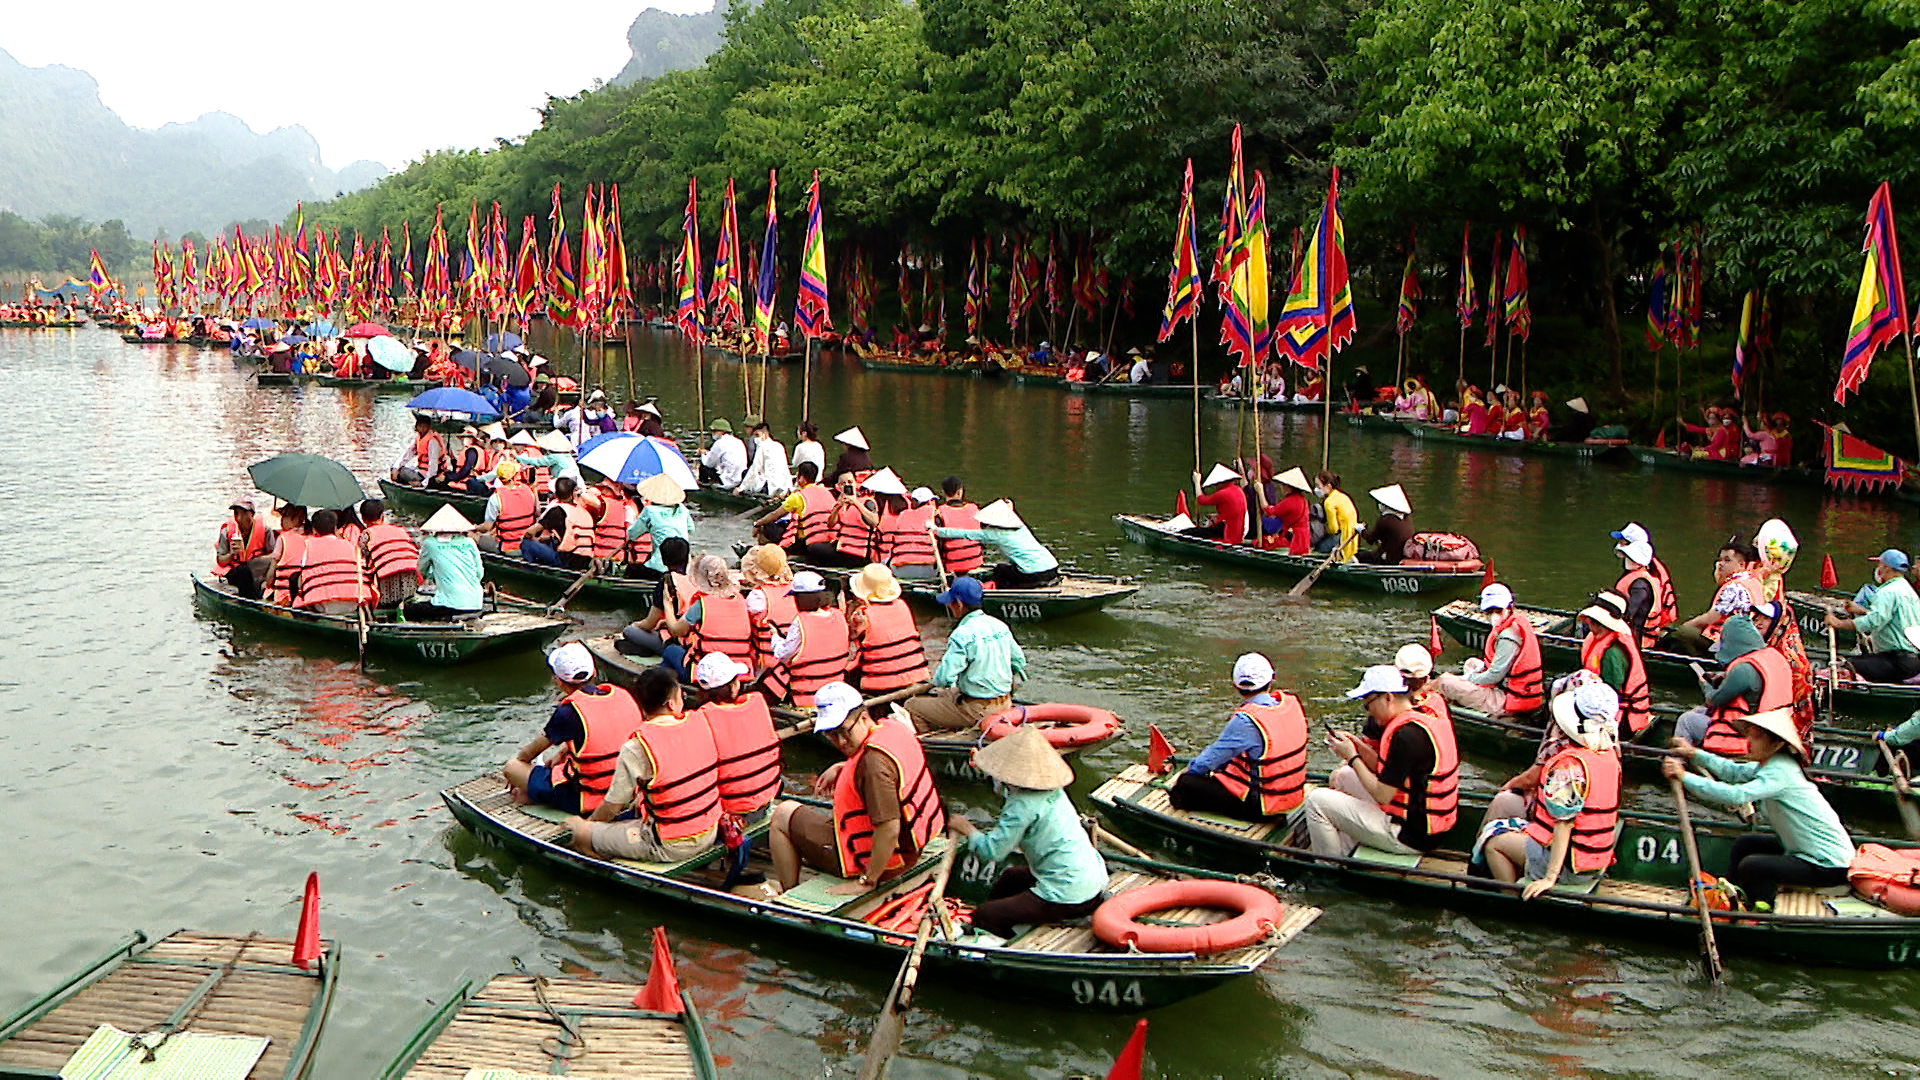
[690,484,773,513]
[192,575,566,664]
[1628,446,1820,485]
[1116,513,1481,596]
[1344,412,1406,431]
[778,554,1136,622]
[2,320,85,329]
[1400,421,1629,460]
[476,550,661,607]
[1067,380,1196,397]
[376,477,491,522]
[255,372,293,386]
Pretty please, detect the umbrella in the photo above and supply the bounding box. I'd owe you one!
[407,387,500,418]
[282,331,308,344]
[450,349,487,371]
[247,452,365,508]
[482,354,532,387]
[367,335,414,373]
[345,321,388,339]
[242,316,275,330]
[576,433,699,489]
[306,318,337,337]
[486,331,523,352]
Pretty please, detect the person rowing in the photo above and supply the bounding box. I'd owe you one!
[904,576,1024,733]
[1472,679,1622,898]
[1824,548,1920,684]
[1355,484,1413,566]
[1434,583,1545,719]
[506,643,648,815]
[930,498,1060,589]
[1184,463,1248,544]
[1305,664,1458,858]
[566,665,723,863]
[1169,652,1308,821]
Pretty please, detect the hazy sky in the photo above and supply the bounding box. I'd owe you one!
[5,0,709,169]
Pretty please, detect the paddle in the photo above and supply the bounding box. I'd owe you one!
[547,562,599,616]
[777,682,934,740]
[856,843,958,1080]
[1667,774,1726,985]
[1279,549,1341,603]
[1877,740,1920,839]
[1085,819,1148,859]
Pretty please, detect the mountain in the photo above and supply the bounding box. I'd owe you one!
[611,0,728,85]
[0,48,387,238]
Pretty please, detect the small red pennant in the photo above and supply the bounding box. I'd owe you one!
[1429,615,1444,656]
[1820,554,1838,591]
[1146,724,1174,775]
[1106,1018,1149,1080]
[292,873,321,971]
[632,926,684,1013]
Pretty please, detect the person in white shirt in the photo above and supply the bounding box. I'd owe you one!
[1128,350,1153,384]
[736,420,792,497]
[791,420,826,479]
[701,418,749,489]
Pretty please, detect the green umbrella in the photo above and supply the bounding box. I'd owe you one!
[247,452,365,508]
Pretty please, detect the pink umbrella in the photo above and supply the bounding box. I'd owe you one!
[344,321,388,339]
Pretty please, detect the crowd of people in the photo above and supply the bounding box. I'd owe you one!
[1182,459,1459,567]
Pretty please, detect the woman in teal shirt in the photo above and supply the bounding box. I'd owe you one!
[407,505,486,621]
[627,474,694,573]
[949,726,1108,940]
[1664,707,1856,912]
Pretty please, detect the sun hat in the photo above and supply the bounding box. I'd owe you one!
[1736,708,1806,760]
[849,563,902,604]
[834,426,869,450]
[1567,397,1590,414]
[1872,549,1912,572]
[637,473,686,506]
[509,430,539,447]
[1393,643,1433,679]
[935,576,984,607]
[1203,463,1242,488]
[1232,652,1275,690]
[1610,522,1650,546]
[421,505,475,534]
[909,486,936,505]
[547,641,596,683]
[694,652,751,689]
[495,461,520,481]
[1617,539,1654,566]
[1276,467,1312,494]
[1552,680,1621,752]
[690,554,738,599]
[709,417,733,433]
[534,373,551,384]
[481,421,508,440]
[973,725,1075,789]
[810,681,865,733]
[1369,484,1411,515]
[791,570,829,595]
[740,544,791,584]
[588,388,607,401]
[637,402,662,417]
[976,499,1024,530]
[1345,665,1408,699]
[861,467,908,496]
[536,431,574,454]
[228,494,255,511]
[1478,583,1514,611]
[1579,590,1634,636]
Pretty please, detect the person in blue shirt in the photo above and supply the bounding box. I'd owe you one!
[1170,653,1309,821]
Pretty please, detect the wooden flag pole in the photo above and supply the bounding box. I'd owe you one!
[1904,327,1920,459]
[1320,361,1333,472]
[1394,330,1406,400]
[1191,319,1202,477]
[1457,322,1466,390]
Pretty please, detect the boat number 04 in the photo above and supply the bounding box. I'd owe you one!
[1630,834,1682,866]
[415,641,461,660]
[1072,978,1146,1007]
[995,602,1045,621]
[1381,578,1422,594]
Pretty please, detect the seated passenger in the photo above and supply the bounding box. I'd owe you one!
[846,563,932,695]
[689,652,782,825]
[758,571,851,707]
[1169,653,1308,821]
[1474,680,1621,897]
[504,643,647,815]
[567,665,724,862]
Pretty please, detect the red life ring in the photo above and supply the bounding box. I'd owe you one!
[1091,880,1285,955]
[979,703,1122,750]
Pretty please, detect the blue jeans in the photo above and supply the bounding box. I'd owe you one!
[520,538,565,566]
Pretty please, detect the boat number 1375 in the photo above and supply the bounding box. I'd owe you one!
[1072,978,1145,1007]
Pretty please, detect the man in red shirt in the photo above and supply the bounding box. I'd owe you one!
[1183,463,1247,545]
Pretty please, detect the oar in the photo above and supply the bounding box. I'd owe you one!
[1667,775,1725,985]
[856,844,958,1080]
[1085,818,1147,859]
[1279,549,1341,603]
[777,682,934,740]
[546,562,599,616]
[1878,740,1920,839]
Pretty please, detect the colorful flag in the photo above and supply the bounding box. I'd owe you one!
[896,246,914,327]
[965,236,985,339]
[1732,288,1757,397]
[1837,183,1909,404]
[1645,261,1668,353]
[795,170,831,338]
[606,185,631,319]
[1396,235,1421,336]
[87,248,109,297]
[1273,168,1355,371]
[1455,224,1475,330]
[752,170,778,354]
[1502,226,1530,341]
[546,183,578,328]
[675,177,705,344]
[514,215,540,318]
[1044,233,1061,316]
[1483,230,1503,350]
[1820,421,1906,491]
[1158,160,1202,343]
[710,179,743,332]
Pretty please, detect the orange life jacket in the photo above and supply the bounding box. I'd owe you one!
[689,592,754,668]
[1211,695,1310,815]
[631,713,724,842]
[1410,687,1451,729]
[853,598,930,693]
[493,483,538,551]
[1615,564,1679,648]
[832,717,946,878]
[214,515,269,576]
[1523,746,1622,874]
[294,534,366,608]
[415,431,445,472]
[792,483,836,549]
[881,505,938,567]
[591,488,634,560]
[935,502,983,574]
[761,607,851,707]
[363,522,419,582]
[751,583,798,671]
[1580,627,1652,734]
[833,496,878,562]
[272,531,308,605]
[1378,710,1460,837]
[1703,646,1794,756]
[695,696,782,815]
[1704,570,1764,642]
[557,502,596,555]
[1485,609,1545,713]
[551,685,646,814]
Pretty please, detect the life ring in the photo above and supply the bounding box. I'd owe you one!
[979,703,1122,749]
[1091,880,1285,955]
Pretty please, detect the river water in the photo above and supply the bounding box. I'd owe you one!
[3,326,1919,1078]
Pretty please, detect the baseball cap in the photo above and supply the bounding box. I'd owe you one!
[1610,523,1650,546]
[1872,549,1912,572]
[228,494,255,511]
[935,576,984,607]
[791,571,828,594]
[909,486,936,505]
[810,681,865,733]
[1616,540,1653,567]
[694,652,751,689]
[547,641,596,683]
[1232,652,1275,690]
[1345,664,1408,699]
[1393,643,1433,679]
[1478,583,1514,611]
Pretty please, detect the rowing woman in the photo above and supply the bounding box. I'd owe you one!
[930,499,1060,589]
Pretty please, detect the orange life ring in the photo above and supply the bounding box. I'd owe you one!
[1091,880,1285,955]
[979,703,1122,749]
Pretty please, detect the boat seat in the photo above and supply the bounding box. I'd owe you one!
[516,805,726,875]
[1349,845,1422,869]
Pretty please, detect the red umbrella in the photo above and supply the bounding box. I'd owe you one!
[345,321,388,338]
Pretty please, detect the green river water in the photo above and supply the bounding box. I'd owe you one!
[5,326,1920,1077]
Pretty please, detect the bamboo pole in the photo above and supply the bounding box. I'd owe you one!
[1394,331,1406,401]
[1320,361,1332,472]
[1904,329,1920,462]
[1191,320,1202,478]
[803,336,814,423]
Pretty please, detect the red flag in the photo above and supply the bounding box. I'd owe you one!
[1175,491,1190,518]
[293,872,321,970]
[1428,615,1443,656]
[1480,561,1496,588]
[1821,554,1839,591]
[1147,724,1174,775]
[1107,1018,1149,1080]
[632,926,684,1013]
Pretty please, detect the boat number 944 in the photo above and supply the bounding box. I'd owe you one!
[1072,978,1146,1007]
[995,602,1045,621]
[1381,578,1421,594]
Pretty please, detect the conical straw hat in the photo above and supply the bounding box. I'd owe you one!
[972,724,1074,789]
[421,505,474,533]
[1276,467,1312,493]
[637,473,686,505]
[835,426,869,449]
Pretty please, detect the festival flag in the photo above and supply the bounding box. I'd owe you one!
[796,170,831,339]
[965,236,985,339]
[1396,234,1422,336]
[632,926,684,1014]
[466,200,485,307]
[1819,421,1907,491]
[1732,288,1757,397]
[1007,236,1030,333]
[579,185,605,333]
[1483,230,1503,350]
[606,185,631,322]
[1044,233,1061,316]
[87,248,109,297]
[1106,1019,1148,1080]
[1645,260,1668,352]
[1821,554,1839,590]
[1273,168,1355,371]
[514,215,541,318]
[1455,224,1475,329]
[675,177,705,344]
[848,248,874,334]
[1146,725,1174,776]
[547,182,578,328]
[488,202,511,314]
[292,873,321,971]
[1686,242,1703,348]
[1158,160,1202,343]
[710,179,743,332]
[1502,226,1530,340]
[398,221,414,300]
[752,170,778,354]
[896,245,915,327]
[1837,182,1908,405]
[1210,178,1238,303]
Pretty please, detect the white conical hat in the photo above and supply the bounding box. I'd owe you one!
[1566,397,1590,414]
[508,430,538,446]
[977,499,1024,530]
[1276,467,1312,493]
[421,505,474,533]
[1202,463,1242,487]
[835,426,869,449]
[861,467,908,496]
[1369,483,1411,515]
[480,422,508,440]
[536,431,574,454]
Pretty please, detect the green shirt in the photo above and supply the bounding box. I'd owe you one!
[932,609,1026,698]
[1682,751,1857,869]
[965,787,1109,904]
[1855,575,1920,653]
[931,525,1058,573]
[417,535,485,612]
[628,503,693,572]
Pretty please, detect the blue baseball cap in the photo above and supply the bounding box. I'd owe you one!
[1872,549,1911,572]
[935,576,984,607]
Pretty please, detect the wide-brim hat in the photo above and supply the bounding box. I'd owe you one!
[480,421,508,441]
[1567,397,1590,414]
[976,499,1024,530]
[1579,590,1633,637]
[972,724,1075,789]
[1203,463,1242,488]
[638,402,662,417]
[1369,483,1411,515]
[637,473,686,505]
[740,543,792,584]
[834,426,869,450]
[535,431,574,453]
[861,467,908,496]
[508,430,539,447]
[1276,466,1312,493]
[849,562,902,603]
[691,554,739,598]
[1735,708,1806,759]
[709,417,733,433]
[421,505,474,533]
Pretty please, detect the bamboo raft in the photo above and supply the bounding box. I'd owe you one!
[0,930,337,1079]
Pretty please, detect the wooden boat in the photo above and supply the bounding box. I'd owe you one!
[1343,410,1407,431]
[1205,394,1326,413]
[255,372,294,386]
[443,775,1320,1010]
[379,973,717,1079]
[1627,446,1818,485]
[192,574,569,664]
[1004,364,1066,385]
[476,551,662,607]
[1091,764,1920,969]
[1066,379,1196,398]
[690,484,772,514]
[704,342,799,364]
[376,477,492,522]
[777,555,1137,622]
[313,375,440,393]
[1400,421,1631,461]
[0,930,337,1079]
[1115,513,1483,596]
[121,332,186,344]
[1,318,85,329]
[858,351,974,375]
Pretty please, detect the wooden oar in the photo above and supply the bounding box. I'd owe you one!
[1878,740,1920,839]
[1086,819,1147,859]
[1278,549,1341,603]
[1668,775,1725,985]
[856,844,958,1080]
[777,682,934,739]
[546,562,599,615]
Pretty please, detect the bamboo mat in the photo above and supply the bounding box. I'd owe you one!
[402,976,698,1080]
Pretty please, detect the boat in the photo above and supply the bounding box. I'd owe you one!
[704,342,800,364]
[1066,380,1197,398]
[1003,364,1066,385]
[1343,410,1407,432]
[379,973,717,1079]
[255,372,294,386]
[690,484,773,514]
[1115,513,1484,596]
[857,351,976,375]
[1090,763,1920,969]
[1205,394,1327,414]
[192,574,569,664]
[121,332,189,344]
[477,550,662,607]
[1,318,85,329]
[443,775,1321,1010]
[776,555,1137,622]
[0,930,337,1078]
[376,477,492,522]
[1400,421,1631,461]
[1627,446,1818,484]
[313,375,441,393]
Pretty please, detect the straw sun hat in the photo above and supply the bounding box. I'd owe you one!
[637,474,686,506]
[849,563,902,603]
[971,725,1074,790]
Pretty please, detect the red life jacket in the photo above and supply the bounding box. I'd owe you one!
[853,599,930,693]
[833,496,878,562]
[881,505,938,567]
[493,483,538,551]
[689,593,754,668]
[1211,695,1310,815]
[695,696,782,815]
[591,489,634,560]
[791,484,837,549]
[832,717,946,878]
[415,431,445,472]
[550,685,646,814]
[294,534,365,608]
[1580,627,1652,734]
[364,522,420,582]
[1410,687,1451,729]
[1703,646,1794,756]
[214,515,268,576]
[1378,710,1460,837]
[1615,564,1679,648]
[935,502,984,574]
[632,713,724,842]
[1485,609,1546,713]
[1523,746,1622,874]
[557,502,596,555]
[761,607,851,707]
[751,583,798,671]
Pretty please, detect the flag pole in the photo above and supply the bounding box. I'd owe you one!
[1321,361,1332,472]
[1394,331,1406,402]
[1457,322,1466,392]
[1191,319,1202,477]
[1905,330,1920,457]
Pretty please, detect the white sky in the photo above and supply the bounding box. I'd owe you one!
[4,0,710,169]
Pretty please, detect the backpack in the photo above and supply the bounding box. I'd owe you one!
[1849,843,1920,915]
[1403,531,1481,563]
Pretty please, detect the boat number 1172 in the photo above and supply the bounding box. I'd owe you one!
[1071,978,1145,1007]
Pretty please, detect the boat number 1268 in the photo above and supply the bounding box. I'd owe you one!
[1071,978,1145,1007]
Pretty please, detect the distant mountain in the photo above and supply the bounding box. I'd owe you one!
[611,0,727,85]
[0,48,387,238]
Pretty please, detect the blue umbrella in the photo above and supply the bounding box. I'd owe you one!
[576,433,698,488]
[486,331,523,352]
[282,331,308,344]
[306,318,337,337]
[367,335,415,373]
[242,316,275,330]
[407,387,500,418]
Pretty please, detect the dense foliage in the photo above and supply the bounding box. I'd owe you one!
[0,212,139,279]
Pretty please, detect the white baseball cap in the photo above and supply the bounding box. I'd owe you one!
[694,652,750,689]
[791,570,828,594]
[1478,583,1514,611]
[1345,664,1408,699]
[1394,643,1433,679]
[547,641,595,683]
[1611,522,1650,546]
[810,681,865,733]
[1616,540,1654,567]
[1232,652,1275,690]
[909,486,936,505]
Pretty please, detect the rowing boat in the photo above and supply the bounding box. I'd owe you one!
[1066,380,1196,398]
[1400,421,1631,461]
[255,372,294,386]
[705,343,799,364]
[1091,763,1920,969]
[313,375,440,393]
[1204,394,1326,413]
[1344,411,1406,432]
[1627,446,1819,484]
[0,930,337,1079]
[376,477,492,522]
[192,574,569,664]
[1115,513,1483,596]
[379,973,718,1080]
[442,775,1319,1010]
[476,551,662,607]
[1,319,85,329]
[778,555,1137,621]
[690,484,772,513]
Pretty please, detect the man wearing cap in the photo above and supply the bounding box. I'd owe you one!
[769,682,948,895]
[530,372,559,417]
[1575,591,1651,735]
[759,570,853,708]
[1308,665,1458,856]
[1610,523,1678,649]
[1356,484,1414,565]
[735,419,792,498]
[1171,653,1309,821]
[505,642,647,815]
[213,495,272,600]
[690,652,782,824]
[905,577,1026,733]
[1435,584,1545,718]
[1184,464,1247,544]
[1477,680,1623,898]
[1394,643,1447,728]
[931,499,1060,589]
[700,418,749,489]
[404,506,486,621]
[1826,549,1920,683]
[824,426,874,487]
